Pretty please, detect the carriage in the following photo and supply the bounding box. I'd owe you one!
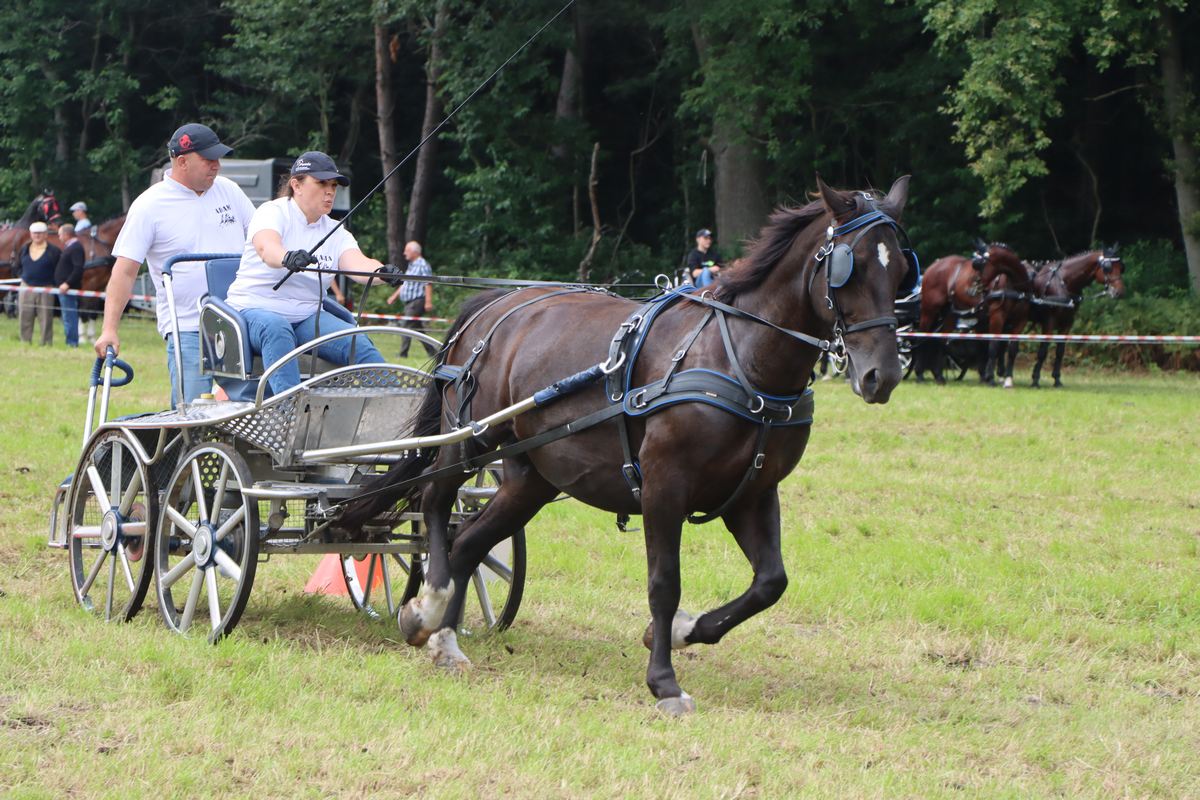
[48,253,524,641]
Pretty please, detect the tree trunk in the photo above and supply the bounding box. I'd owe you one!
[375,22,404,265]
[1159,9,1200,294]
[707,117,769,253]
[406,2,448,245]
[690,16,769,253]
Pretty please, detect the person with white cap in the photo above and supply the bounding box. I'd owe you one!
[17,221,61,345]
[97,122,255,403]
[225,151,404,396]
[69,201,91,233]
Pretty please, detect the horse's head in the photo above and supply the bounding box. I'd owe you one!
[1097,243,1125,298]
[977,242,1028,288]
[811,175,913,404]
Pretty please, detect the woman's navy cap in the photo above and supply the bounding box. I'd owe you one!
[168,123,233,159]
[290,151,350,186]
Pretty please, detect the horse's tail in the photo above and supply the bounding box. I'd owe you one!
[338,289,511,532]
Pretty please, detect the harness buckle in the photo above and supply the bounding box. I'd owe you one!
[621,463,643,499]
[471,340,485,354]
[753,453,766,469]
[630,389,648,409]
[748,395,765,415]
[469,420,489,437]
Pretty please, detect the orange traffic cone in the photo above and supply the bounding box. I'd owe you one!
[303,554,384,596]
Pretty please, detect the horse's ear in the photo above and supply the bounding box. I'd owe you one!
[882,175,911,218]
[815,173,854,217]
[973,237,988,253]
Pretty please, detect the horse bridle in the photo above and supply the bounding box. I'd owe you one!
[812,204,910,355]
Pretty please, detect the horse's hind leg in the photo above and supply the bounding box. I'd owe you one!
[1031,341,1050,387]
[652,488,786,651]
[425,458,557,671]
[398,468,470,647]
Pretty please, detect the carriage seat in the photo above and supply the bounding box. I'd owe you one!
[198,257,355,391]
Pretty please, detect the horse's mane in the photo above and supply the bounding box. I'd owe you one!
[13,199,41,229]
[716,190,894,301]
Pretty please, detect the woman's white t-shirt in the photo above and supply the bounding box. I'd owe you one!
[225,197,359,323]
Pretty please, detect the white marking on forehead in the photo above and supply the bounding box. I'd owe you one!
[877,242,892,270]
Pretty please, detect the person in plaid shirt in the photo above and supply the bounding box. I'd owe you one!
[386,240,437,357]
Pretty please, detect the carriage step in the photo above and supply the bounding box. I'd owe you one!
[458,486,498,500]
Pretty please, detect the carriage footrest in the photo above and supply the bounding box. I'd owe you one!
[47,476,72,549]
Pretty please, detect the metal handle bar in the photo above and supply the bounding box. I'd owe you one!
[254,326,442,407]
[90,347,134,388]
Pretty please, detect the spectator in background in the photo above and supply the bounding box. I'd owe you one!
[386,240,437,358]
[17,221,61,345]
[55,224,85,347]
[686,228,723,289]
[69,201,92,233]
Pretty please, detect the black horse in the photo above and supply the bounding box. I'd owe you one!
[342,176,913,713]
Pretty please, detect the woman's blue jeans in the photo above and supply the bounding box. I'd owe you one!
[241,307,384,395]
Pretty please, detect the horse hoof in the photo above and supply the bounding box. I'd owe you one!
[1053,380,1063,388]
[398,602,431,647]
[1003,377,1014,389]
[428,629,471,673]
[655,694,696,716]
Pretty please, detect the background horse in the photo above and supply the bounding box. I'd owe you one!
[1028,246,1125,387]
[74,216,125,341]
[980,251,1036,387]
[341,176,913,714]
[914,242,1027,383]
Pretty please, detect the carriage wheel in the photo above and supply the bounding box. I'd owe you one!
[154,443,259,642]
[896,327,914,378]
[342,467,526,632]
[67,430,157,621]
[340,542,423,621]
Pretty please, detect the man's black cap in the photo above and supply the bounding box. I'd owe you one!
[695,228,713,238]
[290,151,350,186]
[168,123,233,160]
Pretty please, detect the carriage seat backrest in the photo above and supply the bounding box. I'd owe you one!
[204,257,242,301]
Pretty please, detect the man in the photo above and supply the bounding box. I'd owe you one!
[96,122,255,404]
[686,228,723,288]
[69,201,92,233]
[386,240,437,358]
[55,224,85,347]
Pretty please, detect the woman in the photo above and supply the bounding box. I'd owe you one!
[18,221,62,345]
[225,151,403,395]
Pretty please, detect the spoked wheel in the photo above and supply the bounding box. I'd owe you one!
[343,467,526,633]
[67,430,157,621]
[340,547,422,621]
[154,442,259,642]
[897,327,915,378]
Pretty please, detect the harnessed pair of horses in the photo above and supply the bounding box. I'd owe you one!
[915,242,1125,386]
[337,176,916,714]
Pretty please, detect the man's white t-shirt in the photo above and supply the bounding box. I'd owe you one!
[225,197,359,324]
[112,173,255,337]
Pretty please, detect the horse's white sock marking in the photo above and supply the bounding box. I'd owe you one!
[427,628,470,670]
[670,609,697,649]
[877,242,891,270]
[414,581,455,629]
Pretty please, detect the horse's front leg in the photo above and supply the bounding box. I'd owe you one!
[1003,341,1020,388]
[1031,341,1050,387]
[398,470,468,647]
[639,485,693,715]
[1051,341,1066,387]
[660,488,786,648]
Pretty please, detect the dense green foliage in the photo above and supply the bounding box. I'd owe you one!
[0,0,1197,293]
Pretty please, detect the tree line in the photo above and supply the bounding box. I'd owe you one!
[1,0,1197,296]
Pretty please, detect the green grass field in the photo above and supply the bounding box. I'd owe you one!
[1,315,1198,798]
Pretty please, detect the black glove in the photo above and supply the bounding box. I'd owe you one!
[377,263,406,287]
[282,249,317,273]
